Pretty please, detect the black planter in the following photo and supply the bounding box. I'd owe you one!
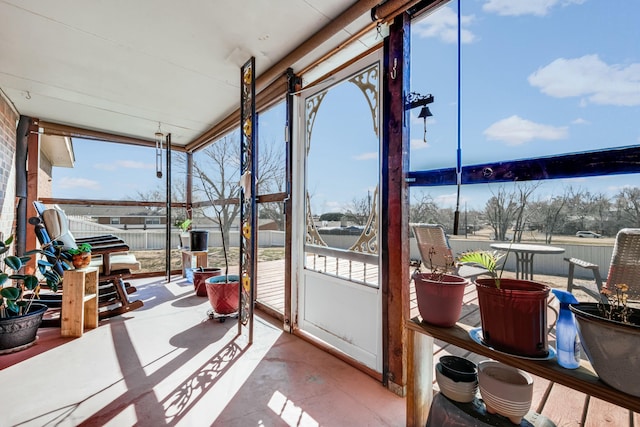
[439,355,477,382]
[0,303,47,353]
[190,230,209,252]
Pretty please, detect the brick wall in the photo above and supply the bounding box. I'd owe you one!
[0,91,18,241]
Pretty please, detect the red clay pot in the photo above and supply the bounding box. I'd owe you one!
[476,278,550,358]
[205,275,240,315]
[193,267,222,296]
[414,272,469,327]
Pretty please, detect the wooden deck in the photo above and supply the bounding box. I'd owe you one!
[253,258,640,426]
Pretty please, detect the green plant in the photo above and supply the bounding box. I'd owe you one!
[178,219,192,232]
[0,236,62,318]
[456,250,505,288]
[599,284,634,324]
[68,242,92,255]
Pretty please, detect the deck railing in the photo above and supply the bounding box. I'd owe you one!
[304,244,379,287]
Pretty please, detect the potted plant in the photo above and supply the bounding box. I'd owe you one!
[570,284,640,397]
[0,236,61,353]
[177,218,192,249]
[204,206,239,320]
[412,247,468,327]
[68,242,92,269]
[457,249,550,358]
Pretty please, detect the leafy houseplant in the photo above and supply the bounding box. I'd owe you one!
[569,284,640,397]
[178,218,192,249]
[68,242,92,269]
[178,218,192,233]
[457,249,551,358]
[0,236,61,352]
[413,247,469,327]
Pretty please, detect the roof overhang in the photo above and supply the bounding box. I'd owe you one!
[40,134,74,168]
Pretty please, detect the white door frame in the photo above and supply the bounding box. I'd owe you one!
[291,51,383,372]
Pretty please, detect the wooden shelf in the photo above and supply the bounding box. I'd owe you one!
[61,268,99,338]
[181,249,208,278]
[405,317,640,426]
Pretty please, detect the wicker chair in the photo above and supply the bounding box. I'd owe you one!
[565,228,640,303]
[412,224,488,281]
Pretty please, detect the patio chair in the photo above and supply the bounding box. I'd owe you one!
[33,201,122,246]
[29,209,144,321]
[565,228,640,303]
[412,224,489,281]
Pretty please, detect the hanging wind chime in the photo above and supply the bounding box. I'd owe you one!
[155,123,164,179]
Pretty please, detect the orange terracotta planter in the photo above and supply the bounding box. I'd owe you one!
[72,252,91,269]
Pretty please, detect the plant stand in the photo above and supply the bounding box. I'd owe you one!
[426,393,555,426]
[207,308,239,323]
[61,267,99,337]
[181,249,208,278]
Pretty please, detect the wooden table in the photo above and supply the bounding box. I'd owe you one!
[61,267,98,337]
[490,243,565,280]
[405,318,640,427]
[181,249,208,278]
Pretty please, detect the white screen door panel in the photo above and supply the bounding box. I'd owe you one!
[293,52,382,372]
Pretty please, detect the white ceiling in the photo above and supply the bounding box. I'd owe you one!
[0,0,381,148]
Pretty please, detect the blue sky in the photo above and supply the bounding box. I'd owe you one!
[53,140,166,200]
[54,0,639,213]
[408,0,640,210]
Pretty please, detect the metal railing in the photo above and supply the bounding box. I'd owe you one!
[304,244,379,288]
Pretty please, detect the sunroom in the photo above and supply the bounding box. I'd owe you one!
[1,0,639,425]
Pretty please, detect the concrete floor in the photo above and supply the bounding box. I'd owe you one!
[3,276,404,426]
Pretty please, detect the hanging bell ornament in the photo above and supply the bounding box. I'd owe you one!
[418,106,432,143]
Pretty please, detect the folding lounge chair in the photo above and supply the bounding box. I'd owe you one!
[29,209,144,321]
[412,223,489,281]
[565,228,640,303]
[33,201,121,246]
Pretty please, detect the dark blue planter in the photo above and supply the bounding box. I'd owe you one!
[0,303,47,353]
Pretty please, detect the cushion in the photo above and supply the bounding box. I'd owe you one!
[89,253,141,273]
[42,208,77,251]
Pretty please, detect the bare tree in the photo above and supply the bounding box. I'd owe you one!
[255,138,286,230]
[409,193,440,225]
[614,187,640,227]
[485,183,538,242]
[529,190,569,244]
[192,133,286,248]
[343,192,373,225]
[192,134,242,249]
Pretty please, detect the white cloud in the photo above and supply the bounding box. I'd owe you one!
[528,55,640,106]
[435,192,458,207]
[117,160,155,169]
[483,0,585,17]
[57,177,100,190]
[484,115,568,145]
[571,118,589,125]
[95,160,154,171]
[354,152,378,161]
[413,6,476,44]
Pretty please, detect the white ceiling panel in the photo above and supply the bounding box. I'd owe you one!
[0,0,378,147]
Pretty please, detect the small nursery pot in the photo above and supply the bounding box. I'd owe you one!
[439,355,478,383]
